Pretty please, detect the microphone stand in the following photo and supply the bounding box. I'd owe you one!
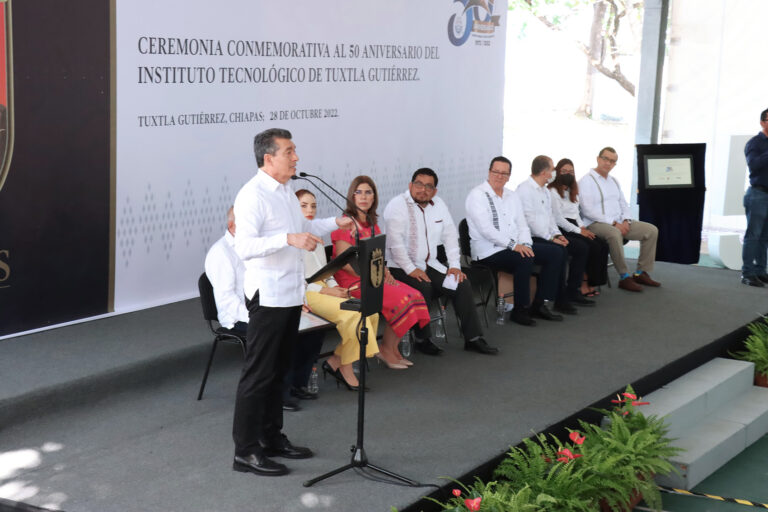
[299,172,420,489]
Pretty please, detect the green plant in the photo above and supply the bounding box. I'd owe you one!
[586,384,683,511]
[493,434,596,511]
[427,478,558,512]
[731,317,768,376]
[578,411,680,511]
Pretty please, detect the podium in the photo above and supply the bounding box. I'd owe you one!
[303,233,420,488]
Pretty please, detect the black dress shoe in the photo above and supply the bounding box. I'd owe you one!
[290,386,318,400]
[530,303,563,321]
[415,338,443,355]
[233,453,289,476]
[510,308,536,326]
[464,337,499,355]
[261,434,313,459]
[758,275,768,284]
[569,294,596,306]
[282,399,301,412]
[554,302,578,315]
[741,275,765,287]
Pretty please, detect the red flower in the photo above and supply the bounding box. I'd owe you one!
[569,431,585,445]
[622,392,637,400]
[632,401,650,406]
[452,489,462,497]
[556,447,583,463]
[465,497,482,511]
[622,410,629,416]
[610,399,624,404]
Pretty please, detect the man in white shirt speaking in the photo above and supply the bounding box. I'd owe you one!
[231,128,355,477]
[578,147,660,292]
[383,168,498,355]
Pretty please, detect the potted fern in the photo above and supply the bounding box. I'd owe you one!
[731,317,768,387]
[586,385,682,511]
[579,412,680,511]
[492,433,597,511]
[425,479,558,512]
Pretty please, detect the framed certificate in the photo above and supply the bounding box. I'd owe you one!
[643,155,694,189]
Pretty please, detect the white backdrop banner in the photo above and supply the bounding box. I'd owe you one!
[115,0,507,312]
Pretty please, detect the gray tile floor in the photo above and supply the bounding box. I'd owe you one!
[1,261,765,512]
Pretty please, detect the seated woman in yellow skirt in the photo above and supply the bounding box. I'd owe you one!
[297,189,379,391]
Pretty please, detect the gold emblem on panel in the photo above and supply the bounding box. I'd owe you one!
[370,248,384,288]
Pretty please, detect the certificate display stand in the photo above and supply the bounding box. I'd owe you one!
[303,233,420,488]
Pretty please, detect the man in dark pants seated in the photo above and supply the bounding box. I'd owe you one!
[464,156,540,326]
[382,168,498,355]
[204,207,324,412]
[516,155,592,309]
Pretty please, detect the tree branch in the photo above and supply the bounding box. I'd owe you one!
[521,0,636,96]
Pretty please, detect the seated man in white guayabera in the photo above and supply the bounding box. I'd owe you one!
[383,167,498,355]
[578,146,660,293]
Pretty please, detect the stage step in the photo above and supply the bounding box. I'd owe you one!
[641,357,768,489]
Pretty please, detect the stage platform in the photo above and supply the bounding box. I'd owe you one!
[0,261,766,512]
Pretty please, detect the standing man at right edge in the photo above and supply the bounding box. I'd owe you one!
[742,108,768,287]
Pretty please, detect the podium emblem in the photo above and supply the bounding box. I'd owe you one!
[370,248,384,288]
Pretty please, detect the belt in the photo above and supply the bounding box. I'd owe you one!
[752,184,768,193]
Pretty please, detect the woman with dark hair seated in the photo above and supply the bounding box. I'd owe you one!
[295,189,379,391]
[331,175,434,369]
[548,158,609,297]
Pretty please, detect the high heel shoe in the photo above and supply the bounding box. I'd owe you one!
[374,354,407,370]
[321,360,364,391]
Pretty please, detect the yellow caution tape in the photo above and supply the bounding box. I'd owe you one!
[659,486,768,509]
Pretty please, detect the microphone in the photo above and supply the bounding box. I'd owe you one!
[298,171,376,237]
[298,172,348,204]
[292,174,346,213]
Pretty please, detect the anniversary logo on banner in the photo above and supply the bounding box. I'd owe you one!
[114,0,507,313]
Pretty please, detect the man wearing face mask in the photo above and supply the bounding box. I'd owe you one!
[516,156,591,308]
[383,168,498,355]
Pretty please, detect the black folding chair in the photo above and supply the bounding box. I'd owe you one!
[457,219,499,326]
[196,272,247,400]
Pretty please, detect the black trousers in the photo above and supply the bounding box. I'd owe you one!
[562,220,609,286]
[232,292,301,457]
[233,322,324,401]
[478,249,535,308]
[531,238,567,303]
[390,266,483,342]
[558,234,589,297]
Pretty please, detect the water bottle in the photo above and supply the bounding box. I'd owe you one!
[433,306,446,340]
[496,296,506,325]
[307,365,319,394]
[399,332,412,357]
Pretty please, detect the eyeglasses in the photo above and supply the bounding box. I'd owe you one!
[600,156,618,164]
[411,181,436,191]
[489,170,511,178]
[354,189,374,196]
